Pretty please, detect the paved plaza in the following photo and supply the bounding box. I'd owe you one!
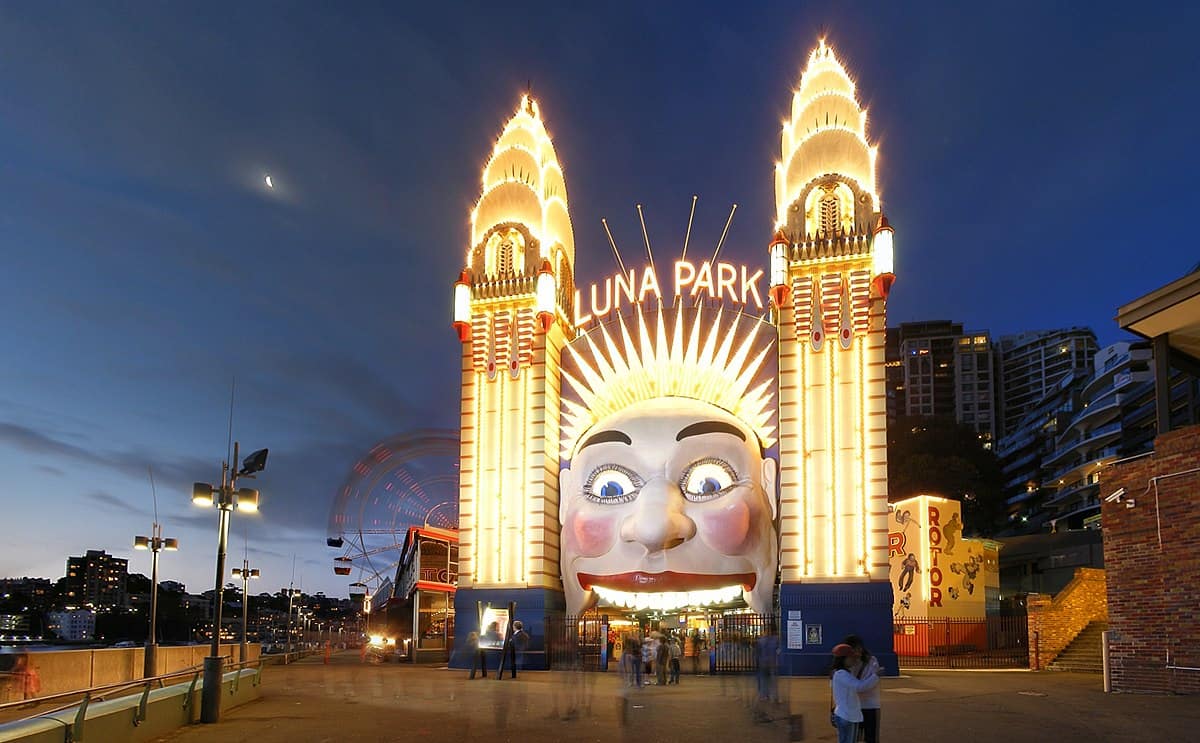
[149,652,1198,743]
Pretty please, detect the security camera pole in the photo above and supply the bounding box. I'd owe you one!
[193,442,267,724]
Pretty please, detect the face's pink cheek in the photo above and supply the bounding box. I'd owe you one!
[700,498,753,555]
[565,510,619,557]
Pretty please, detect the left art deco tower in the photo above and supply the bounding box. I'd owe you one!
[450,95,575,659]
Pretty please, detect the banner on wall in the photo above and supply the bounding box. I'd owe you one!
[479,606,510,650]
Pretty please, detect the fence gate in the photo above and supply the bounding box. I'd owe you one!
[711,612,778,674]
[893,613,1029,669]
[545,612,608,671]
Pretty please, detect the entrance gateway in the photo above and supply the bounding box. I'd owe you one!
[449,40,898,675]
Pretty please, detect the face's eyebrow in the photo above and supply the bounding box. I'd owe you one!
[579,429,632,450]
[675,421,746,442]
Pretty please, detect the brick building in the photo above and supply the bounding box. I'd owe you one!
[1100,426,1200,693]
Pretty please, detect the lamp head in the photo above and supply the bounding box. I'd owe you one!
[134,536,150,550]
[235,488,260,512]
[250,569,260,579]
[192,482,215,506]
[238,448,269,477]
[164,538,179,551]
[232,567,243,578]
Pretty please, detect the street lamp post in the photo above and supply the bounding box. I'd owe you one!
[134,525,178,679]
[231,560,259,664]
[192,441,267,724]
[285,587,299,658]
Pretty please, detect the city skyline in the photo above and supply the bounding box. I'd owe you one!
[1,3,1197,597]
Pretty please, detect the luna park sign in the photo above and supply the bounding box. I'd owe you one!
[573,259,765,328]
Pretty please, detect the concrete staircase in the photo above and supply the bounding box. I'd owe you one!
[1047,621,1106,673]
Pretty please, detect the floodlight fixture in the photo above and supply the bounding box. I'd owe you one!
[238,448,269,477]
[192,482,216,506]
[236,488,260,512]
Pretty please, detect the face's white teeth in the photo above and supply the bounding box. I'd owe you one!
[591,585,744,610]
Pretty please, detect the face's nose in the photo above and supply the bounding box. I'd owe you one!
[620,477,696,553]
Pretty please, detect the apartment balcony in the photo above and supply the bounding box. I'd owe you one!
[1045,446,1121,488]
[1056,397,1123,445]
[1043,478,1099,508]
[1044,421,1122,469]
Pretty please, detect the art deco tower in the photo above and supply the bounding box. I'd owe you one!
[451,95,575,627]
[769,40,897,673]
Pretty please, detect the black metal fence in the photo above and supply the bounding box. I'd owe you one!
[545,612,608,671]
[711,612,779,674]
[893,613,1029,669]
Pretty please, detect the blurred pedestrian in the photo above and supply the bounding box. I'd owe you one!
[830,643,877,743]
[13,652,39,700]
[843,634,881,743]
[641,634,655,683]
[511,620,529,672]
[468,631,488,679]
[623,634,643,688]
[668,635,681,684]
[757,624,780,704]
[655,633,668,686]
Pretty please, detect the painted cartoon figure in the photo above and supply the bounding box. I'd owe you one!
[895,509,921,533]
[943,512,961,555]
[948,553,982,596]
[558,307,779,615]
[897,553,920,592]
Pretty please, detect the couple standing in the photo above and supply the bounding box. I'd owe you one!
[829,635,881,743]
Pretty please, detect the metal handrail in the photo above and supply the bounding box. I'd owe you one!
[0,655,263,716]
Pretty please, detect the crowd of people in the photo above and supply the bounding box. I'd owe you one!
[617,630,693,687]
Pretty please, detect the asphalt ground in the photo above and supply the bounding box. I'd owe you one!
[140,651,1198,743]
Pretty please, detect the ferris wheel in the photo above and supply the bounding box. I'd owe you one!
[325,429,460,599]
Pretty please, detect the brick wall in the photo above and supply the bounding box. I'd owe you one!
[1100,424,1200,694]
[1026,567,1107,669]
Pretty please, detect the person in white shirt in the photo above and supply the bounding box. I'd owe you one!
[829,643,878,743]
[843,634,882,742]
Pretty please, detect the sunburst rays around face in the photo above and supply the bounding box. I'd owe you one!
[560,305,778,460]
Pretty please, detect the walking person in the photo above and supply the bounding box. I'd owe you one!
[511,620,529,672]
[830,643,877,743]
[668,635,682,684]
[843,635,882,743]
[625,634,643,688]
[655,633,669,686]
[467,631,488,679]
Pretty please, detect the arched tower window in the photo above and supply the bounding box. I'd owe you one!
[483,227,527,278]
[804,182,856,238]
[819,191,840,237]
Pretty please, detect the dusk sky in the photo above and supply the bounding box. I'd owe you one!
[1,2,1196,598]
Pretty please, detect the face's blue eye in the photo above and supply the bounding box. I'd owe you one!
[585,466,640,504]
[681,460,737,501]
[600,481,625,498]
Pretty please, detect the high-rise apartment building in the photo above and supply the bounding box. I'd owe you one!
[997,329,1098,437]
[63,549,127,609]
[885,321,996,444]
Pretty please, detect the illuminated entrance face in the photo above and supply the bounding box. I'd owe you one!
[560,397,778,614]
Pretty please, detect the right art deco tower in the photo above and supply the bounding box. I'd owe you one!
[769,40,897,674]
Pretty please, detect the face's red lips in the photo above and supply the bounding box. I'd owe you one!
[578,571,755,592]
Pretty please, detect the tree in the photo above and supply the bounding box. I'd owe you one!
[887,416,1005,536]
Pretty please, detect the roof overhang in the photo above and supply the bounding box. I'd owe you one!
[1118,270,1200,367]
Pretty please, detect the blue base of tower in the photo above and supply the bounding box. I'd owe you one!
[450,587,566,672]
[778,581,898,676]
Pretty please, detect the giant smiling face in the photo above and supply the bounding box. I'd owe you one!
[559,397,778,614]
